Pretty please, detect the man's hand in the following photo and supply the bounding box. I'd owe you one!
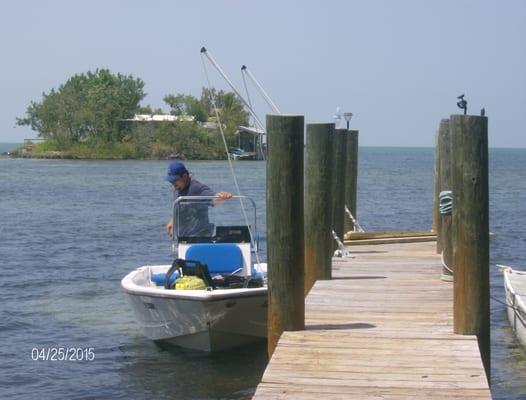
[213,192,232,205]
[216,192,232,200]
[165,218,174,237]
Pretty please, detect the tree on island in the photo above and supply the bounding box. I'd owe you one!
[163,88,250,138]
[16,69,145,147]
[16,69,251,159]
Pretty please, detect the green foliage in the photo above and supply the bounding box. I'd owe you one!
[202,88,250,147]
[137,104,153,114]
[28,138,140,159]
[214,90,249,143]
[16,69,251,159]
[137,104,165,115]
[163,93,209,122]
[17,69,145,143]
[164,88,250,144]
[150,121,224,159]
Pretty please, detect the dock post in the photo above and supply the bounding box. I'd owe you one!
[437,119,453,277]
[331,129,348,250]
[344,130,359,234]
[305,123,335,294]
[266,114,305,357]
[433,128,441,248]
[451,114,490,379]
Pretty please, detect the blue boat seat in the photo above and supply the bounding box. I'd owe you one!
[185,243,244,275]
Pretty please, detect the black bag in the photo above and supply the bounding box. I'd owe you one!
[213,274,245,288]
[164,258,215,289]
[212,274,264,289]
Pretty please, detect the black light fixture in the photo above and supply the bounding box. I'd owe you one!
[343,112,353,130]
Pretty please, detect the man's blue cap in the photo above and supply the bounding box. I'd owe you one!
[165,162,188,183]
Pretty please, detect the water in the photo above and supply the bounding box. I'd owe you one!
[1,147,525,399]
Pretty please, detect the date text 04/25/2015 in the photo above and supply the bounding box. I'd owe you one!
[31,347,95,361]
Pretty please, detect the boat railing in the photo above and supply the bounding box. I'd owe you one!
[172,195,258,249]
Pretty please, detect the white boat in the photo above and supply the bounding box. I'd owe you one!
[228,147,256,160]
[122,196,268,352]
[501,265,526,348]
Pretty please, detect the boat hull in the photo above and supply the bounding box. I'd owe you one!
[503,267,526,349]
[122,266,267,352]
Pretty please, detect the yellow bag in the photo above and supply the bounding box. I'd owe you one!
[175,275,206,290]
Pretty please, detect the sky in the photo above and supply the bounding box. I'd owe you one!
[1,0,525,147]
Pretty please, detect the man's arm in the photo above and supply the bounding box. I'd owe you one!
[165,217,173,237]
[197,182,232,205]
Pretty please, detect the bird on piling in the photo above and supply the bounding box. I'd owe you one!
[457,94,468,115]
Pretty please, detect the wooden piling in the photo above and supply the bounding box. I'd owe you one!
[450,114,490,379]
[304,123,334,294]
[266,114,305,357]
[344,129,359,233]
[433,129,441,249]
[438,119,453,275]
[331,129,348,250]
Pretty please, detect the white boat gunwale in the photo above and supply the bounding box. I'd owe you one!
[502,266,526,324]
[121,273,267,301]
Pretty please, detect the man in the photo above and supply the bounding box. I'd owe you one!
[164,162,232,238]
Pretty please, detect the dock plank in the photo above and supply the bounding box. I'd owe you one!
[253,241,491,399]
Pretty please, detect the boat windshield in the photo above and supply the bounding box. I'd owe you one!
[172,196,257,245]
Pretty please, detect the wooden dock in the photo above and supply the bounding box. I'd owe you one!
[253,241,491,399]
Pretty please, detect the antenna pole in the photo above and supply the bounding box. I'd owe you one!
[200,47,264,130]
[241,65,281,113]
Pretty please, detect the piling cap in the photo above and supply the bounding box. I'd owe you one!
[165,162,188,183]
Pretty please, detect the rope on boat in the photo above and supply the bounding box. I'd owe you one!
[490,295,515,309]
[497,264,526,275]
[490,294,526,326]
[200,50,263,274]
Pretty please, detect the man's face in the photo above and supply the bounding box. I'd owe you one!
[172,173,189,191]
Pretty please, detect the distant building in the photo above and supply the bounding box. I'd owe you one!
[201,121,219,130]
[236,126,266,160]
[119,114,198,141]
[22,138,45,154]
[121,114,195,122]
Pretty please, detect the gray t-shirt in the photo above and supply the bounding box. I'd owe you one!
[175,178,215,238]
[177,178,214,198]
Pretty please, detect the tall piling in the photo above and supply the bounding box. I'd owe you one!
[433,129,441,247]
[344,130,359,233]
[437,119,453,275]
[450,114,490,379]
[266,114,305,357]
[331,129,348,250]
[304,123,334,294]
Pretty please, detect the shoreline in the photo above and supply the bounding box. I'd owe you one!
[3,153,228,161]
[3,145,228,161]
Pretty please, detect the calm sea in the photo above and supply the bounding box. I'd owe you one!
[0,145,525,399]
